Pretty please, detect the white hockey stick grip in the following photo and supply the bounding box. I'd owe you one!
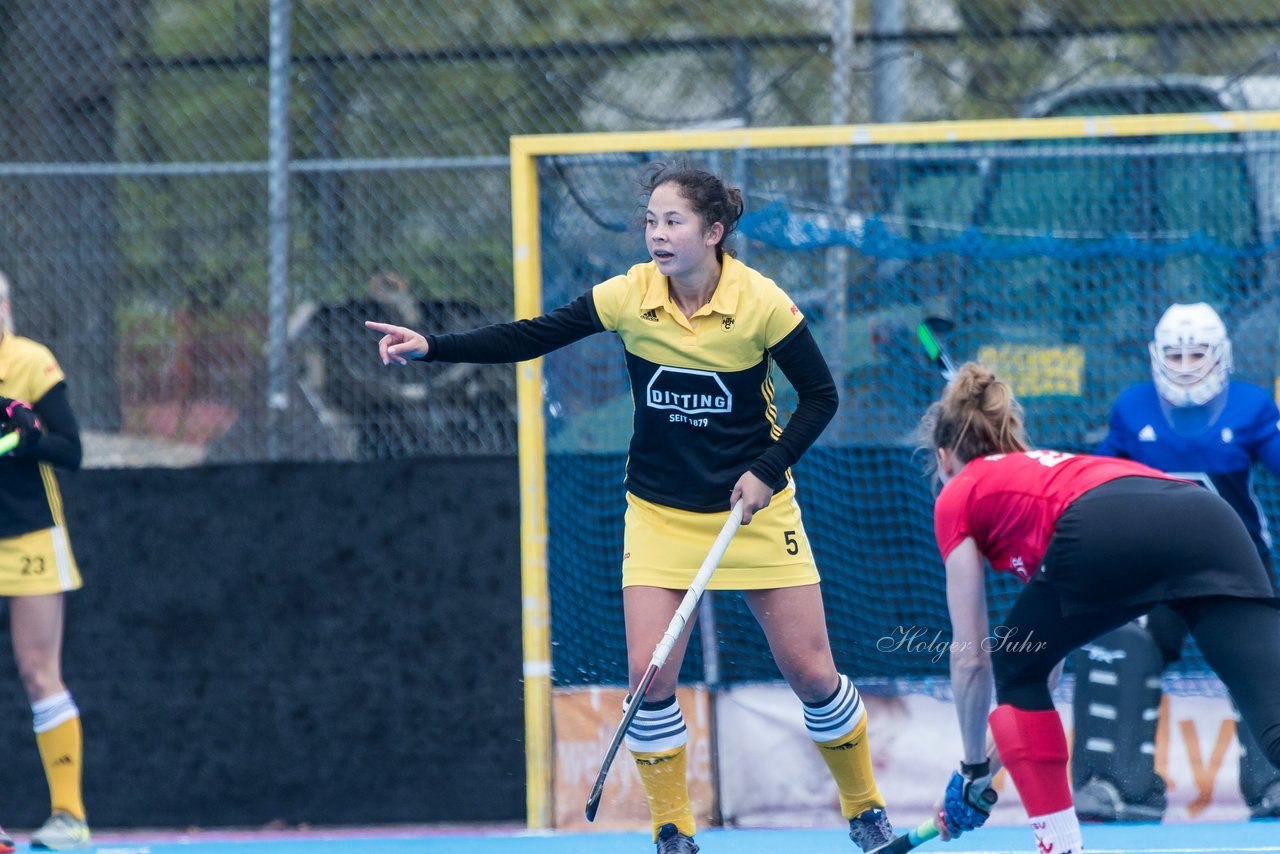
[649,499,744,670]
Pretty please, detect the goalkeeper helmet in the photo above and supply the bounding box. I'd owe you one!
[1149,302,1232,408]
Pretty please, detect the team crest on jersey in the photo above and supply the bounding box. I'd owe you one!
[641,309,659,322]
[646,366,732,414]
[1221,427,1234,443]
[722,316,735,331]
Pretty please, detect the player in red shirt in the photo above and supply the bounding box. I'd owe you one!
[920,362,1280,854]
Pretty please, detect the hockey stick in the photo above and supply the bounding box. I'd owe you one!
[916,316,957,381]
[869,788,998,853]
[584,499,745,822]
[0,431,20,456]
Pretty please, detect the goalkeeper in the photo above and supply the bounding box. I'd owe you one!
[918,362,1280,854]
[367,162,895,853]
[1070,302,1280,821]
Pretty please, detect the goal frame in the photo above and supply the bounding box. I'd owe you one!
[508,108,1280,829]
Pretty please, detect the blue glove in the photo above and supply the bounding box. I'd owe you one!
[942,761,998,836]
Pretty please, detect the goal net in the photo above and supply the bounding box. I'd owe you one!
[510,112,1280,825]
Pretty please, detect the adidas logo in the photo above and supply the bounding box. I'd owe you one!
[635,755,675,766]
[1138,424,1157,441]
[641,309,659,322]
[823,740,859,751]
[52,754,73,766]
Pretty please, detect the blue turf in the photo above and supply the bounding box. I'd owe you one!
[81,820,1280,853]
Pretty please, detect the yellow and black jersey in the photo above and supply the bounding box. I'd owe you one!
[0,335,82,539]
[426,255,837,512]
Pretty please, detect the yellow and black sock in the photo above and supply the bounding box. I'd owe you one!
[33,691,85,820]
[625,695,695,840]
[804,674,884,819]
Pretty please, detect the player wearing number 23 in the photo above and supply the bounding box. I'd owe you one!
[919,362,1280,854]
[0,272,91,851]
[367,162,895,853]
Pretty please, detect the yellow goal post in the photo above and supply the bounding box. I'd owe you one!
[509,108,1280,829]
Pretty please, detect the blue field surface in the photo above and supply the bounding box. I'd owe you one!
[68,820,1280,853]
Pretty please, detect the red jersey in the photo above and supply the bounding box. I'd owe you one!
[933,450,1180,582]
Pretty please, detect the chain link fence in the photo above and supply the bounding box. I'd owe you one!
[1,0,1277,465]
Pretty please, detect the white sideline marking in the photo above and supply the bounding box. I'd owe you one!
[956,850,1280,854]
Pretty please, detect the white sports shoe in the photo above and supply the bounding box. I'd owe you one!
[29,811,91,851]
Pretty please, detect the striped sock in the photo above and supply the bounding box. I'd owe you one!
[805,674,884,819]
[626,695,694,840]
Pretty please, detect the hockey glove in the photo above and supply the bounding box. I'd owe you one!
[941,760,998,836]
[0,397,41,456]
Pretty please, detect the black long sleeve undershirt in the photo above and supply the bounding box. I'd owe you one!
[748,325,838,486]
[422,292,601,364]
[30,382,83,470]
[420,292,836,489]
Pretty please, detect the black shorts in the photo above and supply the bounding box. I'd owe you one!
[1040,476,1276,615]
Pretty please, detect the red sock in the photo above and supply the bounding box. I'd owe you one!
[988,704,1072,815]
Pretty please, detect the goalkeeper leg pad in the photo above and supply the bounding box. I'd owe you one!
[1237,708,1280,817]
[1068,622,1166,820]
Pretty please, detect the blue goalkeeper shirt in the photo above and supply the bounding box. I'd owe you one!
[1095,380,1280,564]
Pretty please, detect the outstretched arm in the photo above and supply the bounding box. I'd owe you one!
[365,320,428,365]
[366,290,603,367]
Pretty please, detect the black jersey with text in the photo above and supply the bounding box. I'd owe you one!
[593,258,809,510]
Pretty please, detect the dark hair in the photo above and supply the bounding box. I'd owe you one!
[918,362,1030,479]
[640,161,745,257]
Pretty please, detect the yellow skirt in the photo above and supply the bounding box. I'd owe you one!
[622,485,821,590]
[0,526,83,596]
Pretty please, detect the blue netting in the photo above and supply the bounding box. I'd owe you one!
[537,131,1280,696]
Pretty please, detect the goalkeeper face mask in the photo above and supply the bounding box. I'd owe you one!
[1148,302,1232,408]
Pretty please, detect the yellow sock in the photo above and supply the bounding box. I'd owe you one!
[36,715,85,820]
[631,744,695,840]
[815,714,884,819]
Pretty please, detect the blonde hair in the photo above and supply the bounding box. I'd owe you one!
[918,362,1029,477]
